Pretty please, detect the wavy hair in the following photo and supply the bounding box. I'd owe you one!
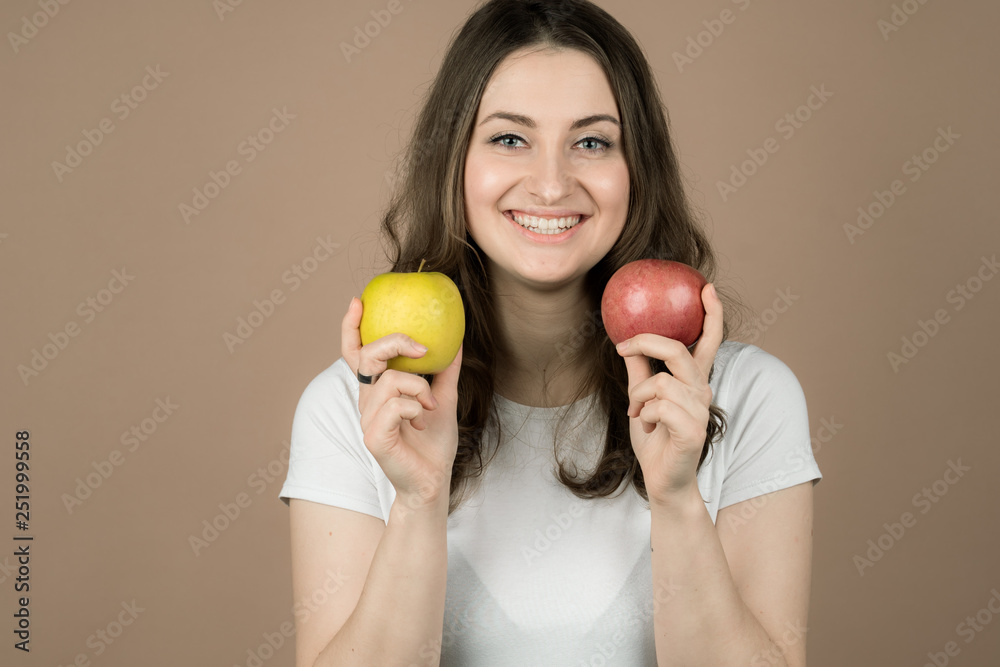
[375,0,754,514]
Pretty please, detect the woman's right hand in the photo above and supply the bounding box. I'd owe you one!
[341,296,463,511]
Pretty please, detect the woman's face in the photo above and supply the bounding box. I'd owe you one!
[464,47,630,290]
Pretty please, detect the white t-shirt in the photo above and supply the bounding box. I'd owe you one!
[278,340,822,665]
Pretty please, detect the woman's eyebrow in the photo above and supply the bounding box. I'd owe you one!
[478,111,620,130]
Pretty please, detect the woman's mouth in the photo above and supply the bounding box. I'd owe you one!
[504,210,587,235]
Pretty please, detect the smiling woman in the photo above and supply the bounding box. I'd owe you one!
[279,1,821,666]
[465,48,630,287]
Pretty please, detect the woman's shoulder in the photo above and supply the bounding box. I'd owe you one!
[293,356,360,420]
[287,356,371,466]
[712,340,804,399]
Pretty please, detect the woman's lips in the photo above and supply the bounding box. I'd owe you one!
[503,210,590,242]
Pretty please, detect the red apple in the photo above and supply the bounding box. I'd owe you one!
[601,259,708,348]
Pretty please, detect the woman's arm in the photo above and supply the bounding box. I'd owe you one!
[616,285,815,664]
[300,491,451,667]
[649,481,814,667]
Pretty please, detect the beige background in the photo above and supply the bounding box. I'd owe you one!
[2,0,998,665]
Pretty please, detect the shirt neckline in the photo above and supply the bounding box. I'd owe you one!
[493,391,598,420]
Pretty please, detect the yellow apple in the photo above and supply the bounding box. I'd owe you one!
[359,259,465,374]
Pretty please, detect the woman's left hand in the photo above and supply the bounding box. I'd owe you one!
[615,283,725,505]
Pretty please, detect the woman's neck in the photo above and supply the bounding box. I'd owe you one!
[491,273,597,408]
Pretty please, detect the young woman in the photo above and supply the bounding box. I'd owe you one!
[279,1,822,665]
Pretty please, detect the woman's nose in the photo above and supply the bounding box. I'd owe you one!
[524,146,574,202]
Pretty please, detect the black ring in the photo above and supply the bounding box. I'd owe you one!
[357,370,435,385]
[357,370,383,385]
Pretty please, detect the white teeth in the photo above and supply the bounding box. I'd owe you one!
[510,212,583,234]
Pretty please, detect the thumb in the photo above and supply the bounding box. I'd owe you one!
[431,343,463,405]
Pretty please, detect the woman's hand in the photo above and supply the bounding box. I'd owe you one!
[615,283,724,505]
[341,297,463,511]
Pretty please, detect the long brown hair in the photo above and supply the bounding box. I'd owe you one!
[376,0,754,514]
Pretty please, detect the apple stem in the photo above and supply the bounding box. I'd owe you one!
[418,258,427,273]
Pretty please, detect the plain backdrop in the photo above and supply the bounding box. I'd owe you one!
[1,0,999,665]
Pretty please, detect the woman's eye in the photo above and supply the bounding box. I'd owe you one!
[488,133,613,154]
[494,134,523,150]
[578,137,612,153]
[488,134,529,151]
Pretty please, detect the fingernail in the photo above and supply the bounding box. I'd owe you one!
[616,340,628,352]
[709,284,717,297]
[413,343,428,353]
[432,396,440,408]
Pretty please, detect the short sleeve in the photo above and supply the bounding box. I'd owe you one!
[278,359,385,520]
[716,345,822,510]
